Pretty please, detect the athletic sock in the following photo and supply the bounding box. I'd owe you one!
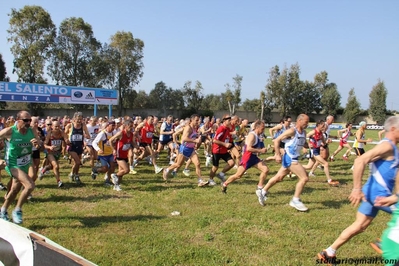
[326,247,336,256]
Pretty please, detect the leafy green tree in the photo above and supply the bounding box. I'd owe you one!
[0,53,8,109]
[102,31,144,116]
[320,83,341,116]
[133,90,150,108]
[265,65,286,116]
[289,80,320,115]
[8,5,56,115]
[48,17,103,87]
[369,80,388,124]
[123,89,137,109]
[8,6,56,83]
[182,80,204,112]
[201,93,224,110]
[344,88,361,123]
[224,74,242,115]
[148,82,184,115]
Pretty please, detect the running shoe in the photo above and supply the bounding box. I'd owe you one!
[370,238,382,254]
[111,173,119,185]
[197,179,209,187]
[0,211,10,221]
[12,210,23,224]
[113,184,122,191]
[289,199,308,211]
[155,166,163,174]
[58,180,64,188]
[74,175,81,184]
[317,250,337,266]
[91,168,98,180]
[221,185,227,193]
[342,155,348,161]
[208,179,217,186]
[328,180,340,187]
[0,182,7,191]
[256,189,266,206]
[182,169,190,177]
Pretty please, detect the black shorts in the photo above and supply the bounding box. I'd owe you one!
[160,140,172,146]
[116,158,128,162]
[212,153,233,167]
[139,142,151,148]
[68,145,84,156]
[354,147,365,156]
[32,150,40,159]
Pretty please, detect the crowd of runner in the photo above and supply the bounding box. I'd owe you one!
[0,111,398,265]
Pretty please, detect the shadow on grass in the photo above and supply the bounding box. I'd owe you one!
[30,193,132,203]
[29,214,166,230]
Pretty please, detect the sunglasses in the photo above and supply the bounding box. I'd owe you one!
[20,119,32,123]
[47,124,52,126]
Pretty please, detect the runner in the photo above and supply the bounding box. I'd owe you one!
[0,111,41,224]
[317,116,399,264]
[221,120,269,194]
[256,114,310,211]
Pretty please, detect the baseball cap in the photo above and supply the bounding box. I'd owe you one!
[107,121,116,126]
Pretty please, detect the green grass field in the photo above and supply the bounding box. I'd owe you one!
[0,129,390,266]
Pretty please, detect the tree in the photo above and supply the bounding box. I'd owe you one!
[0,53,8,109]
[148,81,182,116]
[344,88,361,123]
[224,74,242,115]
[102,31,144,116]
[369,80,388,124]
[182,80,203,113]
[8,5,56,115]
[265,65,287,116]
[314,71,341,115]
[320,83,341,116]
[132,90,150,109]
[48,17,103,87]
[8,6,55,83]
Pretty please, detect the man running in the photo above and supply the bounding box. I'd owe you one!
[0,111,41,224]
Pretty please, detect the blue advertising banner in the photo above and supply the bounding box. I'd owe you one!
[0,82,118,105]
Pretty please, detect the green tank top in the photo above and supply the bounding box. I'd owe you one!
[5,125,35,169]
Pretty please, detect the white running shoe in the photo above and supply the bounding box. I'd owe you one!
[255,189,266,206]
[182,169,190,177]
[208,179,217,186]
[111,173,119,185]
[197,179,209,187]
[113,184,122,191]
[155,166,163,174]
[289,199,308,212]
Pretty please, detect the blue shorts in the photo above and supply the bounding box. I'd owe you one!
[358,183,394,217]
[240,154,261,170]
[282,153,299,169]
[179,145,195,158]
[312,147,321,156]
[98,154,114,167]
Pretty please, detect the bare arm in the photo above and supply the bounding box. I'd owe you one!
[269,124,282,138]
[0,127,13,141]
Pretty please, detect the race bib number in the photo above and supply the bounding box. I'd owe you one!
[17,154,31,167]
[71,134,83,141]
[146,132,153,138]
[225,138,230,143]
[122,144,131,151]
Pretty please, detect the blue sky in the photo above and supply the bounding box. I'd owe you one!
[1,0,398,110]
